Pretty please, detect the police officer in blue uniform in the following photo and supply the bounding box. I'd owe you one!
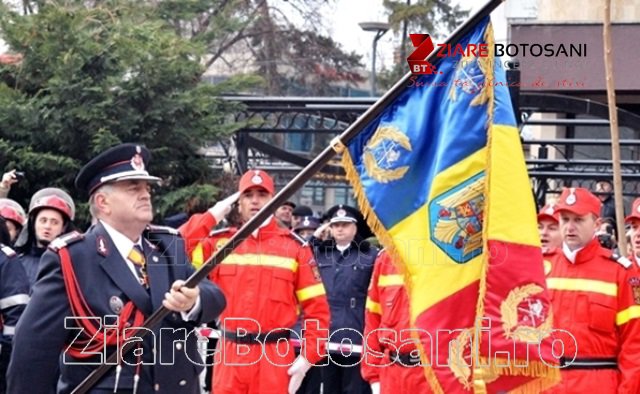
[0,217,29,394]
[8,143,226,394]
[311,204,377,394]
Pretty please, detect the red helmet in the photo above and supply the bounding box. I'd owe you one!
[0,198,27,226]
[28,188,75,221]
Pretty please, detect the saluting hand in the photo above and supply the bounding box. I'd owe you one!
[163,280,200,312]
[208,191,241,222]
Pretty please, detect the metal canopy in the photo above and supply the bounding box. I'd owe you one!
[213,93,640,205]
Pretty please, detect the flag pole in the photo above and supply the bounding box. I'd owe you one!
[72,0,505,392]
[602,0,626,254]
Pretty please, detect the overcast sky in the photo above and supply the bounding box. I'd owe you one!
[322,0,508,70]
[1,0,509,72]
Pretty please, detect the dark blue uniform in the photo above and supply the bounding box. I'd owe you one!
[7,223,226,394]
[17,246,45,289]
[0,244,29,394]
[312,236,377,394]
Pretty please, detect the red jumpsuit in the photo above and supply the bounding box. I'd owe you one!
[629,254,640,274]
[180,213,330,394]
[361,250,432,393]
[543,238,640,393]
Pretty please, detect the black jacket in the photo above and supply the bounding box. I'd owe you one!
[311,237,377,349]
[8,223,226,394]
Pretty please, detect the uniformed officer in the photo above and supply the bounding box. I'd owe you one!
[292,205,314,230]
[543,187,640,393]
[0,198,27,244]
[14,187,76,288]
[361,250,431,394]
[0,217,29,394]
[311,204,377,394]
[275,201,296,229]
[180,169,330,394]
[537,203,561,255]
[7,143,226,394]
[294,216,320,241]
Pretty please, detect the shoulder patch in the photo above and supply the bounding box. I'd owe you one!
[146,224,179,235]
[610,253,632,269]
[0,244,16,258]
[289,231,308,245]
[49,231,84,252]
[209,227,234,237]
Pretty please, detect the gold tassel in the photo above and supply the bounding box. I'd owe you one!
[342,150,446,394]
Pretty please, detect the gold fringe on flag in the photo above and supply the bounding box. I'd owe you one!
[341,149,445,394]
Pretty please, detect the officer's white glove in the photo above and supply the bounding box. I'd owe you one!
[208,192,240,222]
[370,382,381,394]
[313,222,330,240]
[287,356,312,394]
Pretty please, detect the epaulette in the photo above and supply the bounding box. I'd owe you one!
[209,227,234,237]
[49,231,84,252]
[610,253,632,269]
[288,230,309,245]
[146,224,179,236]
[0,244,16,258]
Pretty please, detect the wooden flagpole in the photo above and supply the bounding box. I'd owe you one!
[603,0,627,254]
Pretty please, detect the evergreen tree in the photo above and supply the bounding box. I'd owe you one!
[0,0,258,226]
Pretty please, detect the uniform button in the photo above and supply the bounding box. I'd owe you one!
[175,342,183,350]
[154,383,160,391]
[179,380,187,386]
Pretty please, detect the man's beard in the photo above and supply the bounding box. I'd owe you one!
[37,237,51,247]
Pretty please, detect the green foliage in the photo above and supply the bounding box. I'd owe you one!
[0,0,257,227]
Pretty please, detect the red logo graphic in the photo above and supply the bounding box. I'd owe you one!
[407,34,436,75]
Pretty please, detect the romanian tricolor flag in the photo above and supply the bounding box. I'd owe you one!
[343,17,560,393]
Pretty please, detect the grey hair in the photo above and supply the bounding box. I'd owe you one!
[89,184,115,219]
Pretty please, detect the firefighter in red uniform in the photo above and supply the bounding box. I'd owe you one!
[625,197,640,272]
[543,187,640,394]
[538,203,561,255]
[538,203,562,277]
[361,250,431,394]
[179,169,330,394]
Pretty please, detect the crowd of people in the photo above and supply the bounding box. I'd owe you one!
[0,145,639,393]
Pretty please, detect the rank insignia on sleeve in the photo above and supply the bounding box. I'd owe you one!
[310,260,321,282]
[629,277,640,304]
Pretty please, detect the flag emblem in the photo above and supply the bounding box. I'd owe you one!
[501,284,552,342]
[363,126,412,183]
[430,173,485,263]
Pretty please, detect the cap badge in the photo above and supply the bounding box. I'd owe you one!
[131,147,145,171]
[336,209,347,217]
[636,204,640,214]
[565,191,576,206]
[544,206,554,215]
[251,170,263,185]
[303,217,310,226]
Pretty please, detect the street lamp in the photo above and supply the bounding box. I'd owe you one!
[359,21,390,96]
